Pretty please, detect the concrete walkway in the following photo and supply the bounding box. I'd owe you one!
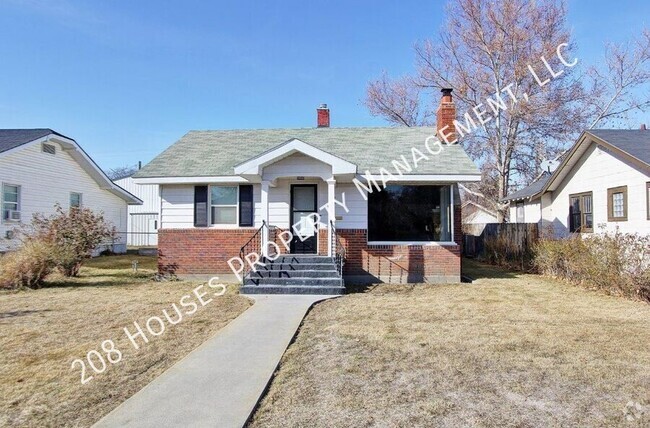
[94,294,335,428]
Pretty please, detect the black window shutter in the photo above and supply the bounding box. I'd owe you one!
[239,185,254,227]
[194,186,208,227]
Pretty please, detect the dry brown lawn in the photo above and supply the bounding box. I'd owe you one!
[250,260,650,427]
[0,254,252,427]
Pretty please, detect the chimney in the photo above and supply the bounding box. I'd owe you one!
[641,124,647,130]
[317,103,330,128]
[436,88,457,143]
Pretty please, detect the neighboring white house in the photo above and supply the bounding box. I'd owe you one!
[502,172,549,225]
[0,129,142,253]
[502,129,650,237]
[114,175,160,246]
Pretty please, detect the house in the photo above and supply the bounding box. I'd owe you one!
[0,129,142,253]
[114,175,160,247]
[462,200,498,225]
[502,171,550,225]
[133,90,481,292]
[502,129,650,237]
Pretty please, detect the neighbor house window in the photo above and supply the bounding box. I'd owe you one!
[210,186,238,225]
[70,192,82,208]
[368,185,452,242]
[607,186,627,222]
[569,192,593,233]
[516,202,525,223]
[647,182,650,220]
[2,184,21,222]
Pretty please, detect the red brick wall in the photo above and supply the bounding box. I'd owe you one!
[337,205,463,283]
[338,230,460,283]
[318,229,328,256]
[159,204,462,282]
[158,228,258,274]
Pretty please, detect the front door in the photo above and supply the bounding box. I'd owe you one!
[290,184,318,254]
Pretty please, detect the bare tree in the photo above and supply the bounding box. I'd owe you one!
[365,0,650,220]
[106,164,138,181]
[586,29,650,128]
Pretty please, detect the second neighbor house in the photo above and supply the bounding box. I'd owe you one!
[502,129,650,236]
[0,129,142,253]
[134,90,481,293]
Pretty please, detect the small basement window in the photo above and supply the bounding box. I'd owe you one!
[70,192,82,208]
[42,143,56,155]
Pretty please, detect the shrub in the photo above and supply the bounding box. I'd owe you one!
[482,233,536,271]
[534,230,650,302]
[29,205,117,277]
[0,240,54,289]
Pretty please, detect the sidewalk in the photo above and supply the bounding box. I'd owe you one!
[94,294,336,428]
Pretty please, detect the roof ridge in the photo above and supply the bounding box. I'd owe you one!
[186,126,437,133]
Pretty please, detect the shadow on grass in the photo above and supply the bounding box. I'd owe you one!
[84,254,158,271]
[41,275,154,289]
[462,258,523,280]
[0,309,53,319]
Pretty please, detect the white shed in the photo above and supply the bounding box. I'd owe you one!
[114,176,160,246]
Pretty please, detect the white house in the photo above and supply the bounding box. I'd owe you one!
[133,91,482,293]
[0,129,142,253]
[462,200,498,225]
[114,175,160,247]
[502,129,650,237]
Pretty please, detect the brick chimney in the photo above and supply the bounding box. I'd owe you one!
[317,103,330,128]
[436,88,456,143]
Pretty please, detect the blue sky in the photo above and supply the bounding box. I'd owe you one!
[0,0,647,170]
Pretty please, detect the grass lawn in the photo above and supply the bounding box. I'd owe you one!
[0,254,252,428]
[250,260,650,427]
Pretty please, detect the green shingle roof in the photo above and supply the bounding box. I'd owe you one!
[135,127,480,178]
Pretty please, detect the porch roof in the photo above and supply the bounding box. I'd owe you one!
[135,127,480,179]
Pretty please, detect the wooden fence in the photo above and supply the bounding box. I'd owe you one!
[463,223,539,260]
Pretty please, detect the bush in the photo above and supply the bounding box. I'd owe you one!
[30,205,117,277]
[0,240,54,289]
[534,231,650,301]
[482,234,536,271]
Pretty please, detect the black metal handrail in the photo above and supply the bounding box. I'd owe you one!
[330,220,346,277]
[239,220,267,284]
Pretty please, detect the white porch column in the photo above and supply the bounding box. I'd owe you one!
[326,178,336,257]
[261,180,270,255]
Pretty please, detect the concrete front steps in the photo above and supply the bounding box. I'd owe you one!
[240,255,345,295]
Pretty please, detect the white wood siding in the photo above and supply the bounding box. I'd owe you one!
[508,200,541,224]
[160,180,369,230]
[0,141,128,252]
[335,183,367,229]
[115,176,160,213]
[542,144,650,237]
[160,185,195,229]
[262,153,332,181]
[115,177,161,245]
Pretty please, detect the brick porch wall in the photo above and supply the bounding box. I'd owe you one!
[158,228,257,274]
[338,205,463,283]
[158,206,462,282]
